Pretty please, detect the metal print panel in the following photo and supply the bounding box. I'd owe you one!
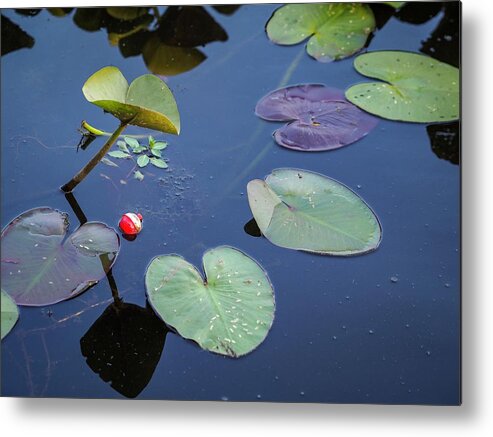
[0,2,460,404]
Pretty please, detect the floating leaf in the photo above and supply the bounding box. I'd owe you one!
[345,51,459,122]
[150,149,162,158]
[124,136,140,149]
[1,289,19,339]
[1,208,120,306]
[255,84,378,151]
[247,168,381,255]
[145,246,275,357]
[82,66,180,134]
[384,2,406,9]
[137,155,150,168]
[152,141,168,150]
[134,170,145,181]
[101,157,119,167]
[108,150,131,159]
[266,3,375,62]
[117,141,130,153]
[149,157,168,169]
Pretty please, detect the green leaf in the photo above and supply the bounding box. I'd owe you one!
[134,170,145,181]
[82,66,180,134]
[152,141,168,150]
[124,136,140,149]
[137,155,150,168]
[145,246,275,358]
[345,51,459,123]
[266,3,375,62]
[148,135,155,147]
[1,289,19,340]
[247,168,382,255]
[117,141,130,153]
[150,149,162,158]
[101,157,119,167]
[149,157,168,169]
[133,145,147,153]
[108,150,131,159]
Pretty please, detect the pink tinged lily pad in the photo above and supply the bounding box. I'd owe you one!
[1,208,120,306]
[255,84,378,152]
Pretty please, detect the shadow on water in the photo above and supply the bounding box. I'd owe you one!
[64,192,169,399]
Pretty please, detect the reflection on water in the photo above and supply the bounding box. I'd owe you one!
[427,121,460,165]
[80,300,168,398]
[1,15,34,55]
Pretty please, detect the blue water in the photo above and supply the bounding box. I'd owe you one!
[1,3,460,404]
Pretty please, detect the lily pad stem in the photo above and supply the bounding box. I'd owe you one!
[81,120,147,139]
[62,122,128,192]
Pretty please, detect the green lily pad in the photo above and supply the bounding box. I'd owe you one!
[145,246,275,358]
[345,51,459,123]
[1,289,19,340]
[82,66,180,134]
[247,169,382,256]
[266,3,376,62]
[1,208,120,306]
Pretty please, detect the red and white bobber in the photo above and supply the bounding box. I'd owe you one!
[119,212,143,235]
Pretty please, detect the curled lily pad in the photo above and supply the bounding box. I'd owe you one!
[266,3,375,62]
[247,169,382,255]
[145,246,275,358]
[82,66,180,134]
[1,208,120,306]
[1,289,19,340]
[345,51,459,123]
[255,84,378,151]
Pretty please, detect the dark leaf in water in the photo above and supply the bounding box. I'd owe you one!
[80,302,168,399]
[73,8,107,32]
[1,15,35,56]
[420,2,460,68]
[394,1,442,24]
[119,29,151,58]
[427,121,459,165]
[256,84,378,152]
[156,6,227,47]
[244,218,262,238]
[14,9,42,17]
[212,5,242,16]
[1,208,120,306]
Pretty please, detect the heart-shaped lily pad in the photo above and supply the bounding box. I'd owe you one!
[1,289,19,340]
[255,84,378,151]
[345,51,459,123]
[145,246,275,358]
[1,208,120,306]
[82,66,180,134]
[247,169,382,255]
[266,3,376,62]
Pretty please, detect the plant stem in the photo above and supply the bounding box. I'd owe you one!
[62,122,128,192]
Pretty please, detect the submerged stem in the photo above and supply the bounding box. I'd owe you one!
[61,122,128,192]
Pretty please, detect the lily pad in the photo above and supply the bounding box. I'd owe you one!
[247,169,382,255]
[345,51,459,122]
[1,208,120,306]
[1,289,19,340]
[255,84,378,151]
[82,66,180,134]
[266,3,376,62]
[145,246,275,358]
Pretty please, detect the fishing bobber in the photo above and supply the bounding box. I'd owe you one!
[119,212,143,235]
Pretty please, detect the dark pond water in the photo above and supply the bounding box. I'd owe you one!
[1,3,460,404]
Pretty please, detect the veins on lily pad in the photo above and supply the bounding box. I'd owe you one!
[255,84,378,152]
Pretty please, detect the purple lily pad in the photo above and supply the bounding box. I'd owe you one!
[1,207,120,306]
[255,84,378,152]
